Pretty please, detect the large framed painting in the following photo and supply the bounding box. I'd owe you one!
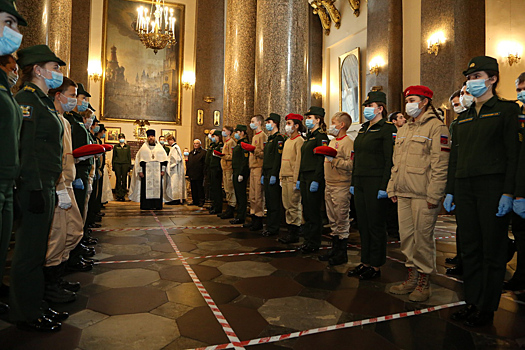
[339,48,361,124]
[101,0,185,124]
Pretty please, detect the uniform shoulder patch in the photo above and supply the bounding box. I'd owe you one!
[440,135,449,144]
[385,121,393,124]
[322,139,328,146]
[0,85,7,92]
[23,86,36,93]
[20,105,33,119]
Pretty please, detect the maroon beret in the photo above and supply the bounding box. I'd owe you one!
[241,142,256,152]
[102,144,114,152]
[314,146,337,157]
[403,85,433,99]
[213,150,225,157]
[73,144,105,158]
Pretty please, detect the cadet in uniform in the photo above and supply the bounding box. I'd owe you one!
[209,130,223,214]
[261,113,285,236]
[219,126,237,219]
[159,135,171,154]
[278,114,305,244]
[0,1,26,315]
[230,125,250,224]
[112,133,132,201]
[445,56,520,327]
[11,45,66,332]
[298,106,329,253]
[348,91,395,280]
[387,85,450,302]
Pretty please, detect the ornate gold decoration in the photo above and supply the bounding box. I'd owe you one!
[133,0,177,54]
[309,0,341,36]
[133,119,150,140]
[203,96,215,103]
[348,0,360,17]
[507,53,521,66]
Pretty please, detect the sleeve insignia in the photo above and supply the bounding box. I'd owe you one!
[440,135,449,144]
[20,105,33,118]
[322,140,328,146]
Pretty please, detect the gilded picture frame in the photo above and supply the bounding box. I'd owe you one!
[106,127,121,143]
[339,47,361,124]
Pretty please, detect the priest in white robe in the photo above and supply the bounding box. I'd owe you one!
[164,134,187,204]
[129,130,168,210]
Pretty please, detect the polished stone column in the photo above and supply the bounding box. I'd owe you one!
[254,0,309,128]
[48,0,73,75]
[17,0,50,48]
[223,0,257,128]
[69,0,91,84]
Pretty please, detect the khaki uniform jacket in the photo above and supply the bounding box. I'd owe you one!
[324,135,354,186]
[280,134,304,183]
[221,137,236,170]
[249,131,267,169]
[387,110,450,205]
[56,114,76,191]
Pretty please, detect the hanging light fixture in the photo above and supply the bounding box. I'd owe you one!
[134,0,177,54]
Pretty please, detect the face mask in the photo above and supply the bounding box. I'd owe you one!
[84,119,93,129]
[453,105,466,114]
[518,91,525,104]
[327,134,335,141]
[460,94,474,108]
[234,133,240,140]
[328,124,340,136]
[77,100,89,112]
[7,71,18,88]
[222,131,228,137]
[60,94,77,112]
[184,151,189,156]
[284,124,294,135]
[160,140,165,145]
[0,26,22,55]
[406,102,422,118]
[211,136,216,143]
[119,139,125,143]
[363,107,377,121]
[265,123,274,132]
[249,123,257,130]
[101,133,106,138]
[93,125,100,133]
[208,134,213,140]
[466,78,489,98]
[41,69,63,89]
[305,119,315,130]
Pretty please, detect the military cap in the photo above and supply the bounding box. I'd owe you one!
[463,56,499,76]
[98,124,106,132]
[363,91,386,106]
[265,113,281,124]
[88,103,95,111]
[146,129,155,137]
[305,106,325,118]
[92,116,99,124]
[235,124,247,132]
[285,113,304,121]
[212,130,222,136]
[118,133,125,138]
[404,85,433,99]
[0,0,27,26]
[17,45,65,68]
[77,83,91,98]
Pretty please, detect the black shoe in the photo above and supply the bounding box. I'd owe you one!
[60,279,81,292]
[300,245,319,253]
[90,223,101,228]
[243,220,253,228]
[347,263,368,277]
[250,217,263,231]
[67,261,93,272]
[503,278,525,291]
[97,212,105,217]
[446,265,463,276]
[44,284,76,303]
[81,257,98,265]
[79,245,96,257]
[464,311,494,327]
[17,317,61,332]
[209,209,219,215]
[318,237,337,262]
[220,206,235,219]
[445,256,459,265]
[278,234,299,244]
[450,304,477,321]
[0,302,9,314]
[230,218,244,224]
[43,308,69,321]
[359,267,381,280]
[94,216,102,223]
[329,239,348,266]
[81,236,98,245]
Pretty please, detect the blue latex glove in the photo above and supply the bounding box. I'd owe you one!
[269,176,277,185]
[377,190,388,199]
[260,176,264,185]
[496,195,513,217]
[513,198,525,219]
[310,181,319,192]
[72,178,84,190]
[296,181,300,190]
[325,156,334,162]
[443,194,455,212]
[350,186,354,195]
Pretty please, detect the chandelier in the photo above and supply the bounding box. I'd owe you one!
[134,0,177,54]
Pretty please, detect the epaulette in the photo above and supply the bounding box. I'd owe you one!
[0,85,7,92]
[23,86,36,93]
[385,121,394,124]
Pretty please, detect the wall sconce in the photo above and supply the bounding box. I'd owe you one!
[88,60,103,83]
[312,84,323,99]
[427,31,446,55]
[498,41,523,66]
[369,56,385,76]
[181,71,195,90]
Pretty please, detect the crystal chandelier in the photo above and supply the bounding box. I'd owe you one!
[134,0,177,54]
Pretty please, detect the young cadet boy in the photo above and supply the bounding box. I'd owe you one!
[318,112,354,265]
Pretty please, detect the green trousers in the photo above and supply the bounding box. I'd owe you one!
[0,181,13,282]
[263,172,282,234]
[353,175,387,267]
[233,172,248,221]
[73,164,91,218]
[114,163,130,199]
[10,173,58,322]
[300,173,325,249]
[209,167,223,212]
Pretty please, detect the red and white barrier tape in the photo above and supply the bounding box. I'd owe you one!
[150,211,245,350]
[387,235,457,245]
[91,224,242,232]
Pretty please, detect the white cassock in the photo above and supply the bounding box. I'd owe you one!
[164,144,187,202]
[129,142,169,203]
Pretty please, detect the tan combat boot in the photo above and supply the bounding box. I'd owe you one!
[389,267,418,295]
[408,273,431,302]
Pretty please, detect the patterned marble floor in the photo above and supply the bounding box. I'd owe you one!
[0,201,524,350]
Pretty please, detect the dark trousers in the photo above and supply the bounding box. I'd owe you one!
[455,220,462,265]
[386,199,399,236]
[263,172,282,234]
[114,163,129,199]
[209,167,223,212]
[73,165,90,219]
[96,169,104,204]
[0,182,13,281]
[86,175,100,225]
[353,176,387,267]
[233,172,248,221]
[300,175,325,249]
[455,174,509,312]
[10,174,57,322]
[511,213,525,281]
[190,179,205,206]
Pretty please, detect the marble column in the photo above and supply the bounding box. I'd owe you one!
[16,0,50,48]
[254,0,309,128]
[48,0,73,75]
[69,0,91,84]
[223,0,257,128]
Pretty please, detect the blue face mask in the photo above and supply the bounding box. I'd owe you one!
[466,78,489,98]
[0,26,22,56]
[160,140,165,145]
[93,125,100,133]
[77,100,89,112]
[249,123,257,130]
[363,107,377,121]
[222,131,228,137]
[211,136,216,143]
[518,91,525,104]
[184,151,189,156]
[234,133,240,140]
[60,94,77,113]
[42,69,63,89]
[265,123,274,132]
[119,139,125,143]
[305,119,315,130]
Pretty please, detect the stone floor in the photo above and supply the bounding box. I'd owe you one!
[0,200,524,349]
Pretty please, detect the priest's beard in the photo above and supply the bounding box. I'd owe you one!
[148,141,156,146]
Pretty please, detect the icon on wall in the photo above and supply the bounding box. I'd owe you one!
[213,110,221,127]
[197,109,204,125]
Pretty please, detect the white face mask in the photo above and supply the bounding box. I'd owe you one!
[405,102,422,118]
[328,124,340,137]
[284,124,294,135]
[7,71,18,88]
[460,94,474,109]
[453,105,466,114]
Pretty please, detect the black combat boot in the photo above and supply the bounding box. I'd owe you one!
[220,206,235,219]
[328,238,348,266]
[250,216,263,231]
[318,236,338,262]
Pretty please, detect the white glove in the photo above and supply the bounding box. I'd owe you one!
[56,189,72,210]
[87,182,93,195]
[238,175,243,182]
[75,155,94,163]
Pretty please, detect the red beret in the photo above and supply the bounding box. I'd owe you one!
[72,144,105,158]
[314,146,337,157]
[285,113,304,122]
[213,150,225,157]
[102,144,113,152]
[241,142,256,152]
[403,85,433,99]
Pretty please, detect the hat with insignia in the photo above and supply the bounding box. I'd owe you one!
[17,45,66,68]
[403,85,434,99]
[363,91,387,106]
[235,124,247,131]
[265,113,281,124]
[463,56,499,76]
[98,124,106,132]
[146,129,156,137]
[118,133,125,138]
[77,83,91,98]
[88,103,95,112]
[0,0,27,26]
[213,129,222,136]
[285,113,304,121]
[305,106,325,118]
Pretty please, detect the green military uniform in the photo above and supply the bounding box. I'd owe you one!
[162,144,171,154]
[299,107,329,251]
[262,114,285,235]
[204,139,213,202]
[10,45,66,323]
[352,91,396,268]
[209,130,223,214]
[87,131,101,227]
[231,125,250,223]
[447,56,520,318]
[112,138,132,200]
